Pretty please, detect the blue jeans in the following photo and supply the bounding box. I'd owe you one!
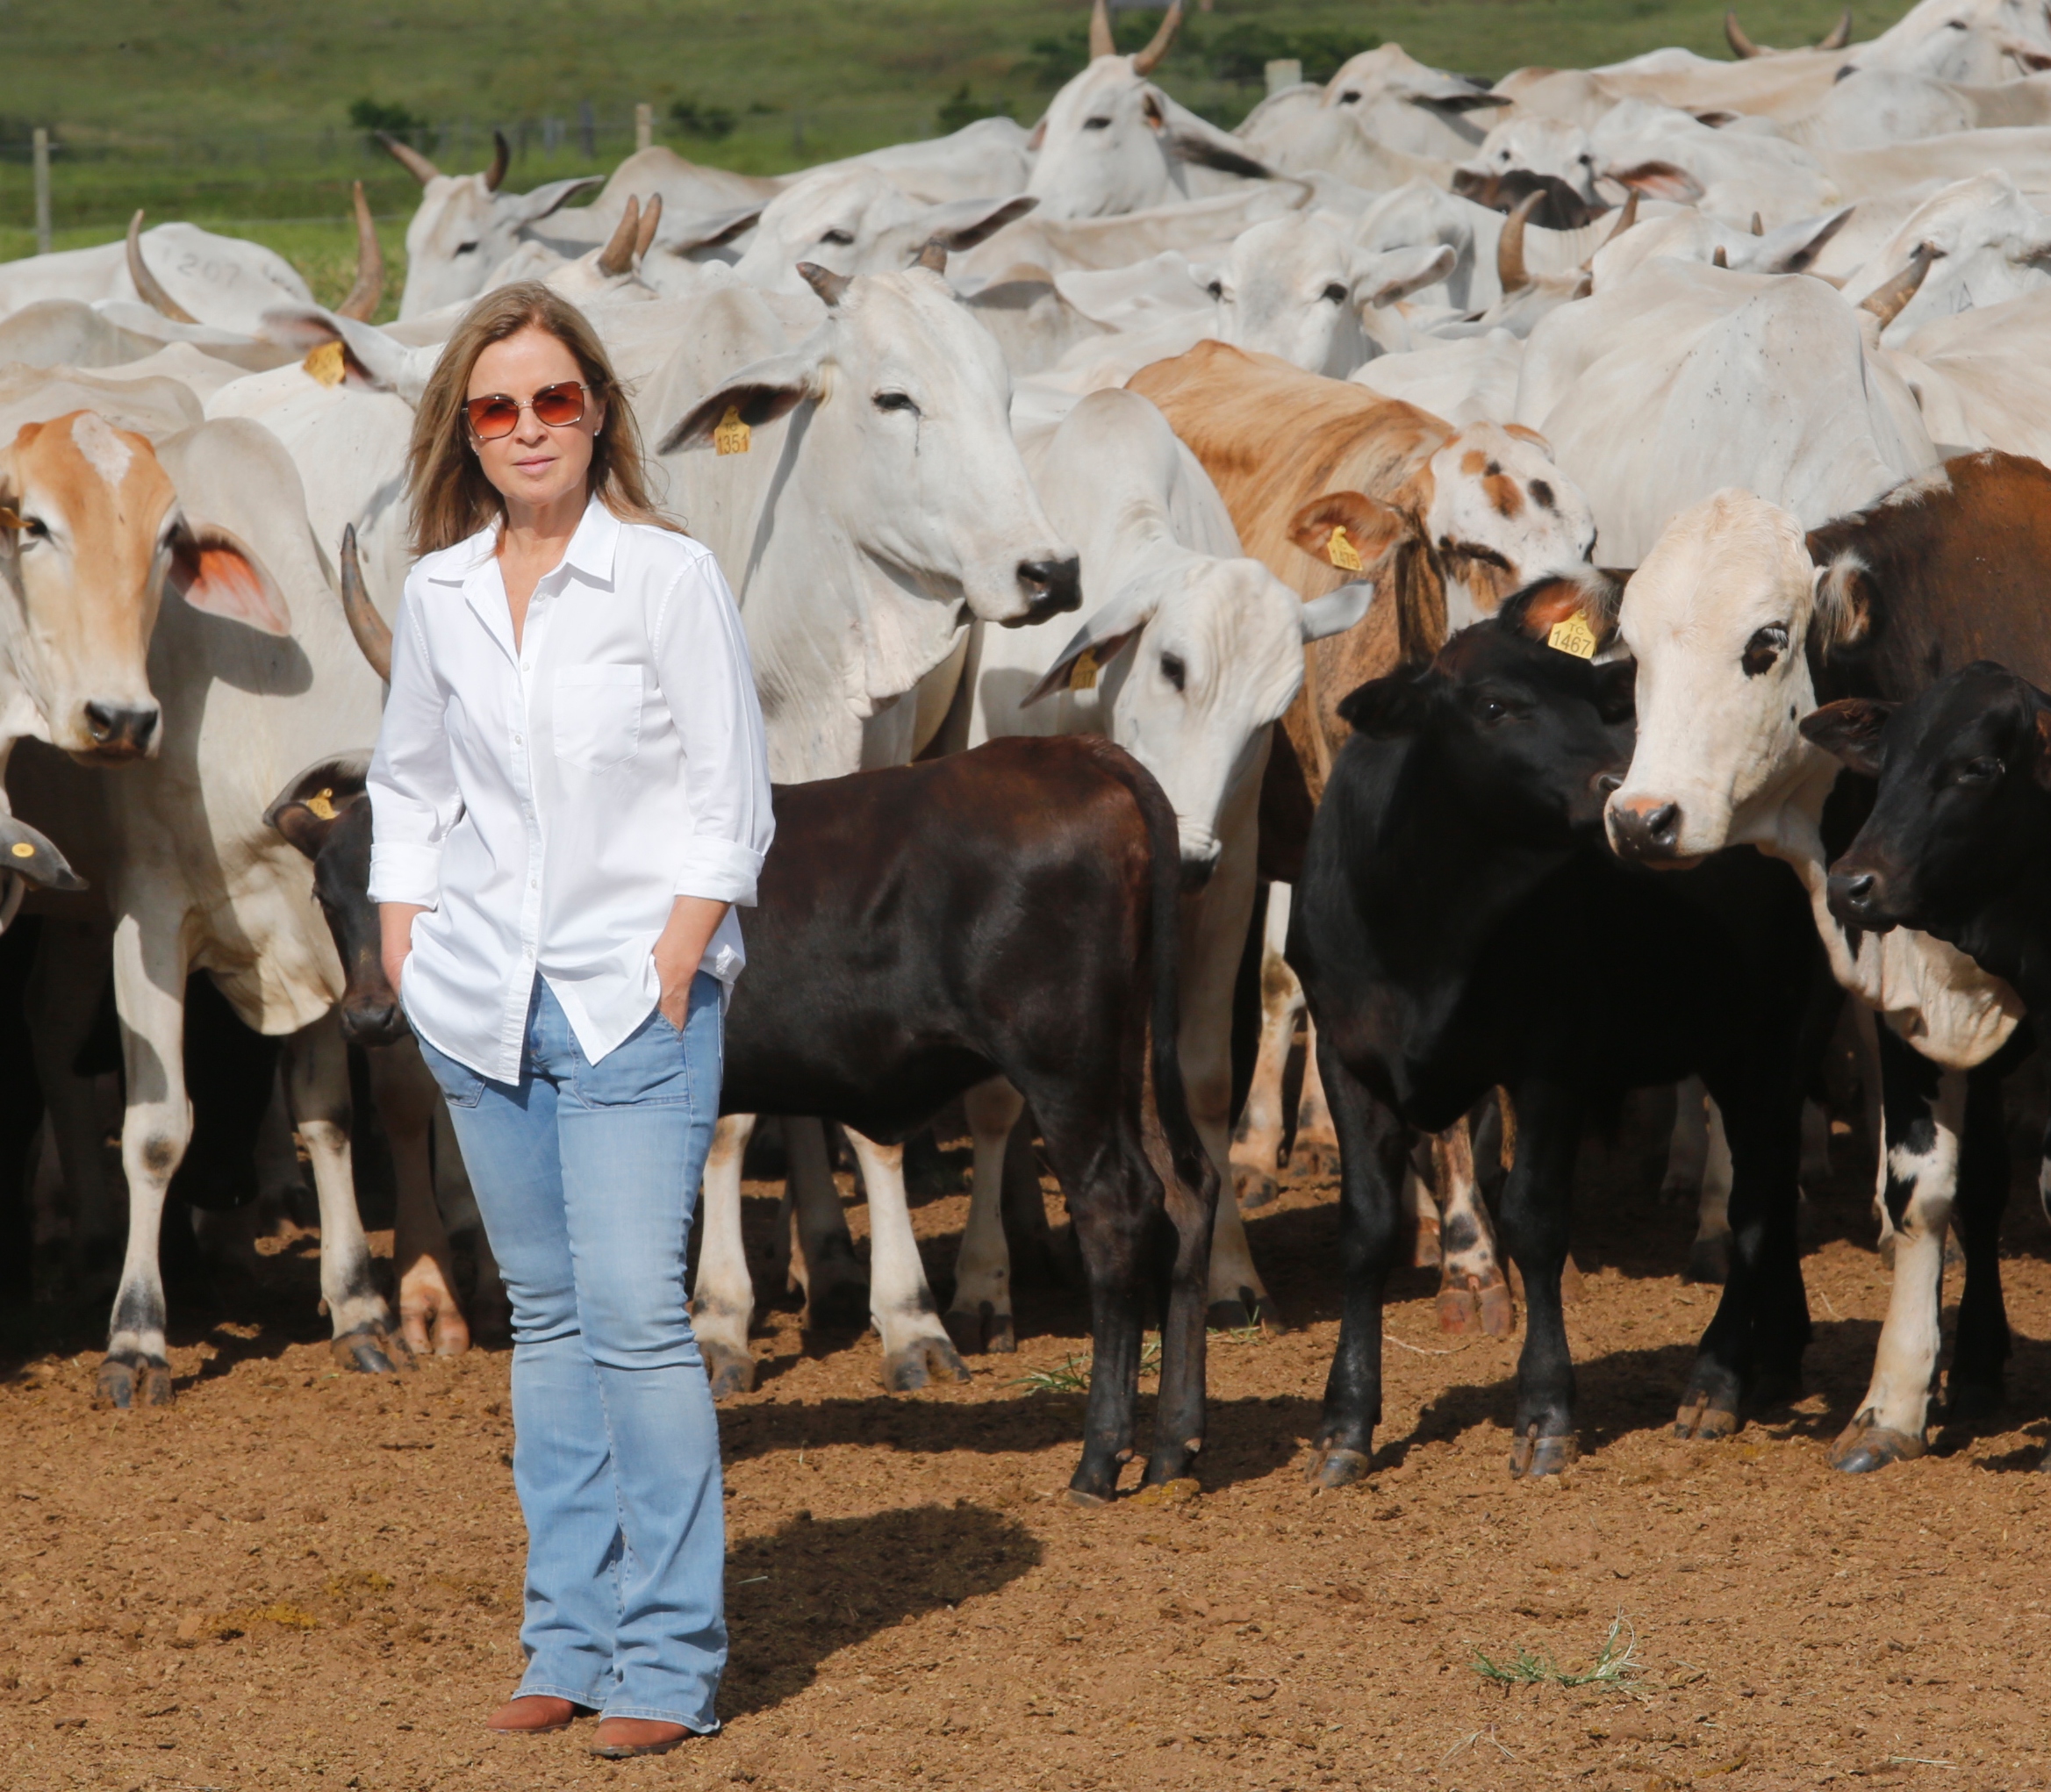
[415,973,726,1731]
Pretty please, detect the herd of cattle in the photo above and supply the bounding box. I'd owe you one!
[6,0,2051,1499]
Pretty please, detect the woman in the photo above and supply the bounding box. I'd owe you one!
[369,283,772,1758]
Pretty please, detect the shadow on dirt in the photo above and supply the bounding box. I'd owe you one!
[720,1502,1039,1717]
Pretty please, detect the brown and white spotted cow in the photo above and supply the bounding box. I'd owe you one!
[1128,340,1603,1331]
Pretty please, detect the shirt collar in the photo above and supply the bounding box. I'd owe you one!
[429,493,621,591]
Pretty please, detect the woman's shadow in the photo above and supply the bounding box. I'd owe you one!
[721,1502,1040,1717]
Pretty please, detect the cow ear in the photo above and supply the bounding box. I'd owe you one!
[1810,551,1874,649]
[515,176,604,226]
[1286,490,1407,576]
[1298,583,1378,642]
[659,353,822,453]
[1607,161,1704,204]
[169,521,293,635]
[1499,576,1608,644]
[263,755,371,860]
[1337,670,1433,738]
[1026,115,1048,152]
[1022,606,1149,706]
[1799,698,1894,776]
[1354,243,1456,307]
[0,812,84,892]
[926,195,1037,253]
[1592,656,1637,725]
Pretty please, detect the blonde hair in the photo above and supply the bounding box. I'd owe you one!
[405,282,673,556]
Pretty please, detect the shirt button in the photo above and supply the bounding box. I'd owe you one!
[513,733,523,746]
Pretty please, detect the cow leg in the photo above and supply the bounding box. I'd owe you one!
[1402,1156,1441,1267]
[1687,1096,1735,1286]
[97,917,192,1408]
[1228,883,1296,1208]
[1293,1014,1340,1171]
[282,1012,403,1373]
[692,1113,759,1398]
[785,1116,870,1330]
[1945,1061,2012,1423]
[28,918,118,1288]
[1433,1122,1513,1337]
[945,1076,1024,1356]
[1306,1036,1410,1489]
[1680,1072,1806,1442]
[843,1129,969,1392]
[1662,1076,1710,1203]
[1139,1086,1216,1491]
[368,1039,468,1358]
[1495,1082,1584,1478]
[1830,1036,1963,1473]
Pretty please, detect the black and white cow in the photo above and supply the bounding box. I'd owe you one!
[1291,594,1838,1483]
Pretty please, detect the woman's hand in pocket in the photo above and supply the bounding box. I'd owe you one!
[653,895,731,1031]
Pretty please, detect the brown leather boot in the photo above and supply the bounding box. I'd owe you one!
[589,1717,695,1758]
[487,1695,584,1733]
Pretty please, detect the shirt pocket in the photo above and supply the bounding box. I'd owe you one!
[552,664,643,772]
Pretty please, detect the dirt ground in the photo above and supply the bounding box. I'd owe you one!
[9,1115,2051,1792]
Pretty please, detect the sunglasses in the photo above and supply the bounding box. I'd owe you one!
[465,380,588,441]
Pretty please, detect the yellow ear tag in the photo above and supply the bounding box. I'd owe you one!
[1546,612,1599,660]
[9,842,32,860]
[714,405,751,455]
[1068,649,1100,692]
[1326,525,1365,573]
[305,789,338,821]
[303,340,346,388]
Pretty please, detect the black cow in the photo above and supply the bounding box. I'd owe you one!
[1290,598,1836,1483]
[312,735,1218,1502]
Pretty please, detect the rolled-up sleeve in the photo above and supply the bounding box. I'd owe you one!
[367,581,460,907]
[653,552,774,905]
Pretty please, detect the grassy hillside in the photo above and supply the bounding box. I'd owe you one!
[0,0,1895,312]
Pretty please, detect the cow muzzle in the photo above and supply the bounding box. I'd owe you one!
[1004,556,1084,628]
[341,993,408,1050]
[1605,792,1699,867]
[78,700,161,762]
[1825,863,1906,935]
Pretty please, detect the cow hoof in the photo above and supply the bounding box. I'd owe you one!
[1438,1275,1515,1336]
[942,1304,1015,1357]
[2036,1439,2051,1474]
[703,1341,757,1401]
[883,1335,972,1394]
[1672,1391,1739,1442]
[1207,1288,1280,1333]
[1509,1425,1575,1479]
[330,1326,405,1376]
[1828,1416,1926,1473]
[1065,1487,1115,1508]
[1685,1235,1731,1286]
[1947,1373,2004,1424]
[1293,1131,1340,1176]
[1305,1446,1373,1489]
[96,1353,173,1409]
[1233,1166,1279,1212]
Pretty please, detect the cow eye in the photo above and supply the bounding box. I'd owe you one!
[1337,90,1361,104]
[1955,756,2003,784]
[872,391,919,414]
[1321,282,1349,304]
[455,240,480,255]
[1084,116,1113,131]
[18,517,47,541]
[1478,696,1510,724]
[821,228,856,247]
[1741,622,1789,677]
[1160,652,1187,692]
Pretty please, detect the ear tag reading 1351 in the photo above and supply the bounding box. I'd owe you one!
[1547,611,1598,660]
[303,341,346,388]
[714,406,751,455]
[1326,525,1365,573]
[1068,649,1100,692]
[305,788,338,821]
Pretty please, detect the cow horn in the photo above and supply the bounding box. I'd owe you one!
[1496,190,1540,294]
[635,192,663,261]
[1131,0,1184,75]
[1750,211,1764,236]
[1604,190,1639,245]
[485,129,511,193]
[1817,6,1854,49]
[338,525,391,684]
[1859,242,1942,328]
[797,261,852,305]
[125,211,199,325]
[1089,0,1115,60]
[376,131,442,185]
[335,182,385,322]
[1725,10,1767,56]
[1712,245,1729,268]
[914,237,949,274]
[597,197,642,277]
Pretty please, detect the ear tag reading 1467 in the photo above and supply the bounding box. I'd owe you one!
[305,788,338,821]
[714,406,751,455]
[1068,649,1100,692]
[1547,611,1598,660]
[1326,525,1365,573]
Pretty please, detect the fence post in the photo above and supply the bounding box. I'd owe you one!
[1264,59,1302,95]
[32,127,50,254]
[635,103,652,153]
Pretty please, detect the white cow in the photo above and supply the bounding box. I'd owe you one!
[1238,44,1513,168]
[632,263,1082,1394]
[1838,171,2051,339]
[943,389,1372,1346]
[0,221,314,335]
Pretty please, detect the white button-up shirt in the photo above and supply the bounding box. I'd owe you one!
[368,496,773,1082]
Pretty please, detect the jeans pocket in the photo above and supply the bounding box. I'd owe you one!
[417,1036,487,1109]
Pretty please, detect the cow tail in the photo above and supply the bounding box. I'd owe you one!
[1086,740,1218,1208]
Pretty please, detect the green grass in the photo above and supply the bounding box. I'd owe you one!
[1470,1614,1645,1691]
[0,0,1909,318]
[1013,1335,1161,1394]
